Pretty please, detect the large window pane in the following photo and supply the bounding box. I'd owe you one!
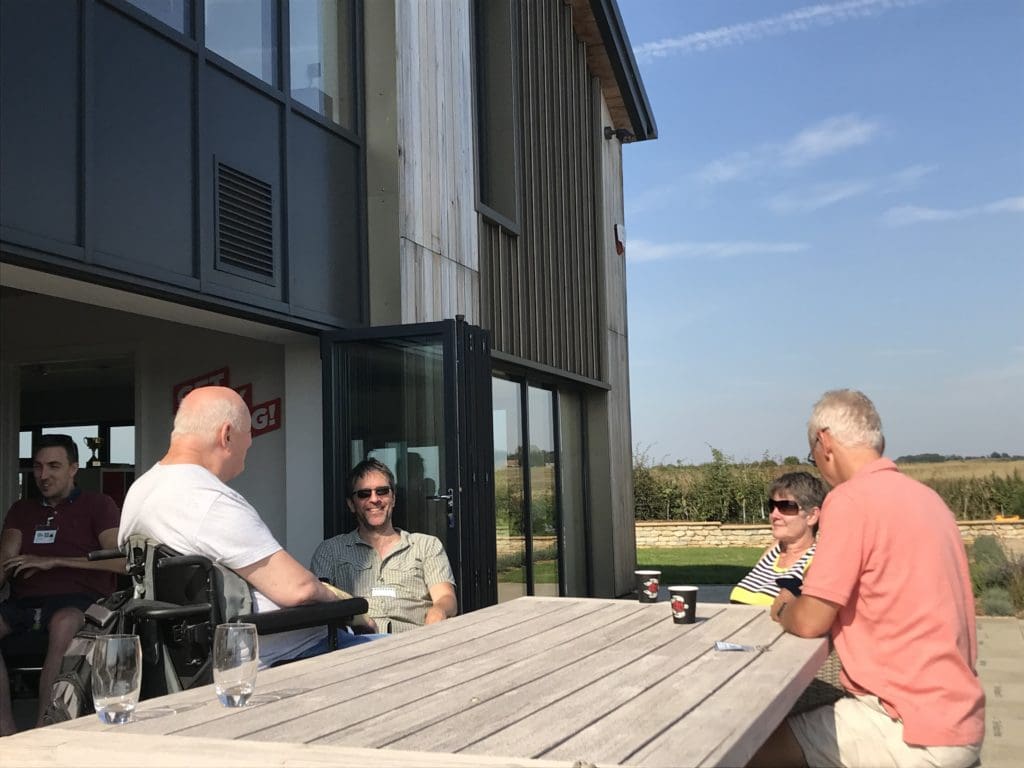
[558,391,586,595]
[124,0,191,34]
[527,386,559,596]
[206,0,277,85]
[109,425,136,465]
[493,377,526,602]
[289,0,356,129]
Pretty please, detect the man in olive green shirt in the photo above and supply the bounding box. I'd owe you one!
[311,459,456,634]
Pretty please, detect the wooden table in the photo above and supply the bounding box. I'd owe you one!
[3,597,828,767]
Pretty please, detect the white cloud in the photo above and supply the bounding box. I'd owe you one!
[695,115,880,185]
[627,239,808,263]
[780,115,881,166]
[765,164,935,214]
[767,180,871,214]
[882,195,1024,226]
[634,0,930,61]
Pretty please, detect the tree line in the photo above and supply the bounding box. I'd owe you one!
[633,448,1024,522]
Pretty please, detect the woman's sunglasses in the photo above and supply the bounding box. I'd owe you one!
[767,499,802,514]
[352,486,392,500]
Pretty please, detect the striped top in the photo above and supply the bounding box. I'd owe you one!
[729,542,816,606]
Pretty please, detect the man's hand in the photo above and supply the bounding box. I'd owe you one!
[4,553,57,579]
[424,605,448,625]
[771,587,796,623]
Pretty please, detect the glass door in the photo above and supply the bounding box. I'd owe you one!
[321,318,495,613]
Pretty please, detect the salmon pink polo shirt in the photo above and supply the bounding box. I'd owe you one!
[801,458,985,747]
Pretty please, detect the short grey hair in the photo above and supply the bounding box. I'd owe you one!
[172,389,250,441]
[808,389,885,453]
[769,472,826,511]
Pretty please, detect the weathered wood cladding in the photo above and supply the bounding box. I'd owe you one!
[482,0,600,381]
[394,0,479,324]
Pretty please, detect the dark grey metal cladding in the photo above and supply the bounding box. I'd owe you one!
[481,0,600,382]
[0,0,366,330]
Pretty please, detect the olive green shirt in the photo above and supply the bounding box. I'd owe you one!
[310,528,454,634]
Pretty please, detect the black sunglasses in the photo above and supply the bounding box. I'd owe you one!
[768,499,801,514]
[352,486,392,500]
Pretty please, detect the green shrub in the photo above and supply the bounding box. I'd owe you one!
[972,534,1009,566]
[1006,555,1024,613]
[979,586,1015,616]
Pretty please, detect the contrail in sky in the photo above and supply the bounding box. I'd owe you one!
[634,0,930,60]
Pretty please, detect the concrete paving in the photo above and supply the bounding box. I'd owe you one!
[977,617,1024,768]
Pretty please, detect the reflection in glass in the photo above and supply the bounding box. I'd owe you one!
[493,377,526,602]
[289,0,356,129]
[206,0,277,85]
[341,339,447,542]
[527,386,560,596]
[558,392,586,595]
[124,0,191,34]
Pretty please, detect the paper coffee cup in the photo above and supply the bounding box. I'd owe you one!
[635,569,661,603]
[668,585,698,624]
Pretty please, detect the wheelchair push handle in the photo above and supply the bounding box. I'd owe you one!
[88,548,126,561]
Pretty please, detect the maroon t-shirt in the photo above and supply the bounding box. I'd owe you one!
[2,489,121,598]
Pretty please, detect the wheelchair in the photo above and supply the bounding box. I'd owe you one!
[43,536,368,720]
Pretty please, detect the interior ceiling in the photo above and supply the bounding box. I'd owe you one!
[19,356,133,394]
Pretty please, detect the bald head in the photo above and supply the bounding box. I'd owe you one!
[167,386,253,481]
[173,386,251,442]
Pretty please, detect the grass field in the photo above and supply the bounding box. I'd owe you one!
[637,546,762,585]
[898,459,1024,482]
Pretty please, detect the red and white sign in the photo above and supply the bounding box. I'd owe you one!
[172,367,230,410]
[234,382,254,408]
[251,398,282,437]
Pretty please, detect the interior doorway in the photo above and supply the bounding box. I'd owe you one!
[17,355,136,506]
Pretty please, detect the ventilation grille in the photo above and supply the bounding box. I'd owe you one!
[215,162,275,282]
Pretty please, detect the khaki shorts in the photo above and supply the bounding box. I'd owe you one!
[788,694,981,768]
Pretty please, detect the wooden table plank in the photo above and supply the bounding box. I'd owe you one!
[629,627,830,767]
[260,599,659,746]
[44,597,827,768]
[475,606,770,763]
[58,593,569,736]
[0,729,594,768]
[324,600,705,751]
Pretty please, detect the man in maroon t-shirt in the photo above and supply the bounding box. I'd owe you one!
[0,434,124,735]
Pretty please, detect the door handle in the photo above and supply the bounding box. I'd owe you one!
[426,489,454,510]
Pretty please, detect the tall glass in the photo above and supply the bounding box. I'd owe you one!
[91,634,142,724]
[213,622,259,707]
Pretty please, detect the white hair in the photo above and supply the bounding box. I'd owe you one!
[808,389,885,452]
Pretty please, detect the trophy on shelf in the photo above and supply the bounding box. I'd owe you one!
[85,437,104,468]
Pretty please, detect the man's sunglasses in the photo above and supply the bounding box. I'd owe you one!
[352,486,392,500]
[768,499,802,514]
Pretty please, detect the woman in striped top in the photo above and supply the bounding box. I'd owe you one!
[730,472,826,606]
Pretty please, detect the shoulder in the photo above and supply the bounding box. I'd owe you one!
[407,532,445,553]
[75,490,120,511]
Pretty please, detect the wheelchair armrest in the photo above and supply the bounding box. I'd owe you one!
[88,549,126,561]
[156,554,215,570]
[233,598,369,636]
[129,600,213,622]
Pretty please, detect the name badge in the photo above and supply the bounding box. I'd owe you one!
[34,528,58,544]
[371,586,397,598]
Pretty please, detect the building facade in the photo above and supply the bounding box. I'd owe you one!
[0,0,655,608]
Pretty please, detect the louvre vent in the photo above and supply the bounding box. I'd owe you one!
[215,162,275,282]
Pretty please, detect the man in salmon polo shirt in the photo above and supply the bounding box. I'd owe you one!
[750,389,984,768]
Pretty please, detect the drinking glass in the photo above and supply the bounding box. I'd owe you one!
[213,622,259,707]
[91,634,142,724]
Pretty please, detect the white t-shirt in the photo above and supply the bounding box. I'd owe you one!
[119,463,322,667]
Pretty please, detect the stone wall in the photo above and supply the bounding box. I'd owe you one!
[635,519,1024,552]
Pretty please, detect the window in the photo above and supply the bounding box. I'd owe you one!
[124,0,191,34]
[289,0,356,129]
[474,0,520,225]
[206,0,277,85]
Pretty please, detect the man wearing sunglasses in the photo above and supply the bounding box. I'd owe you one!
[311,458,457,634]
[750,390,983,768]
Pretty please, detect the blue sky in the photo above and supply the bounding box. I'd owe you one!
[618,0,1024,464]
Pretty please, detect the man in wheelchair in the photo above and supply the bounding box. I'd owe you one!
[119,386,384,669]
